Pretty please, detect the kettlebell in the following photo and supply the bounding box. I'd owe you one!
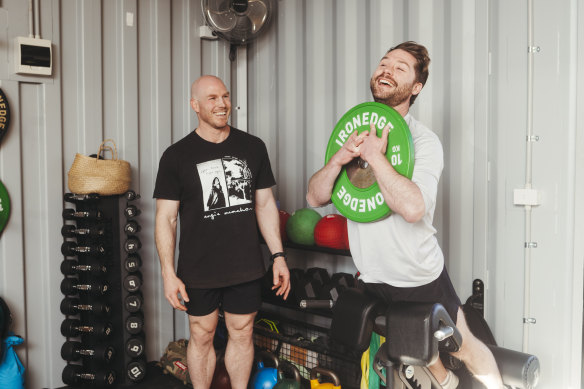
[273,361,301,389]
[210,358,231,389]
[251,350,279,389]
[310,367,341,389]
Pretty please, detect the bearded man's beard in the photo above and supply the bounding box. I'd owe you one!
[370,77,414,107]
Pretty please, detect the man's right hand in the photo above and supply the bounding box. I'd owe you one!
[307,131,368,207]
[163,273,189,311]
[330,131,367,166]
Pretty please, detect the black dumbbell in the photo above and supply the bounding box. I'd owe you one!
[61,278,109,296]
[60,298,111,316]
[64,193,100,203]
[305,267,331,286]
[125,190,141,201]
[124,236,142,254]
[296,268,330,302]
[318,272,356,303]
[123,273,142,293]
[124,205,141,218]
[61,341,115,363]
[61,241,106,256]
[124,254,142,273]
[62,208,103,221]
[60,319,113,339]
[124,293,144,313]
[124,220,141,235]
[125,336,145,358]
[60,258,107,276]
[317,283,346,304]
[297,277,321,301]
[61,224,105,238]
[62,364,116,386]
[288,268,306,305]
[330,272,357,288]
[127,359,147,382]
[125,313,144,335]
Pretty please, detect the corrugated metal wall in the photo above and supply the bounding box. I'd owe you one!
[0,0,582,388]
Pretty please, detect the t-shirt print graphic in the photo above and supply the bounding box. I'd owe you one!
[197,157,252,212]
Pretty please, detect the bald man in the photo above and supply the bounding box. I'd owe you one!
[154,75,290,389]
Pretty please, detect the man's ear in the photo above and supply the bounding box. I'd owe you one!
[412,82,423,96]
[191,98,199,113]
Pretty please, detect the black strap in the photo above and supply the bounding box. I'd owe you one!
[269,252,286,261]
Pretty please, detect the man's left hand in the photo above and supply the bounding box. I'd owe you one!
[359,122,391,164]
[271,257,290,300]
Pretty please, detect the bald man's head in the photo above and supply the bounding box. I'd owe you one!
[190,75,231,131]
[191,75,227,101]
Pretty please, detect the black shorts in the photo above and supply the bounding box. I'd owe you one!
[184,278,262,316]
[361,266,462,323]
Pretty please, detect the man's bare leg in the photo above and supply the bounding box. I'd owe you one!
[224,311,257,389]
[187,310,219,389]
[450,308,504,389]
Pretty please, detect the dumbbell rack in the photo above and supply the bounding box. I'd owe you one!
[60,192,146,387]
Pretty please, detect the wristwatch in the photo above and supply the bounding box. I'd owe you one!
[269,252,287,262]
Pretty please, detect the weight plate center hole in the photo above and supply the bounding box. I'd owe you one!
[346,158,376,189]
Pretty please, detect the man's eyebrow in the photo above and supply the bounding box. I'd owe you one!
[380,57,411,67]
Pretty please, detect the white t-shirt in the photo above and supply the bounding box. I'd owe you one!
[347,113,444,287]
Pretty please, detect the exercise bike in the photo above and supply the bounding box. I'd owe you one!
[301,288,540,389]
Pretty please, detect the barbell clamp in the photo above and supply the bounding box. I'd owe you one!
[523,318,537,324]
[434,325,454,342]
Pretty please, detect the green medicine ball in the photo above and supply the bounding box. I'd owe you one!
[286,208,322,246]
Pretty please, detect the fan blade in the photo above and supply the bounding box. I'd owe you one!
[245,0,268,33]
[205,0,238,32]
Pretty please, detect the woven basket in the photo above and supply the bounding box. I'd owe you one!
[67,139,131,195]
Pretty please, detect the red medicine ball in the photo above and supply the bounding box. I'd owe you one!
[314,214,348,250]
[279,210,291,242]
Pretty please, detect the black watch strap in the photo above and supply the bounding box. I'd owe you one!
[269,252,287,261]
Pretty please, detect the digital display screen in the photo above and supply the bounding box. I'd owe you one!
[20,44,51,67]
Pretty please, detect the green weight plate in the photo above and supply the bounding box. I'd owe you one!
[325,102,414,223]
[0,179,10,234]
[0,88,10,146]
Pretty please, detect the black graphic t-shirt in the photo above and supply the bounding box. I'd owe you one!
[153,127,276,288]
